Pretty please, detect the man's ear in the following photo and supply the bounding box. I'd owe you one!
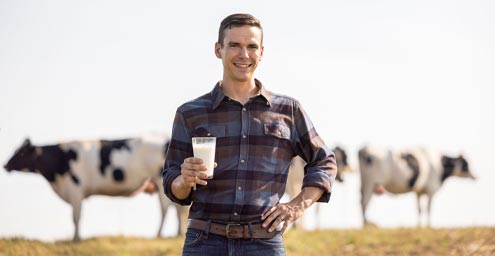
[215,42,222,58]
[259,45,264,61]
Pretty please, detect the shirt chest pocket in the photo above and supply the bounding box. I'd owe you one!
[264,123,291,140]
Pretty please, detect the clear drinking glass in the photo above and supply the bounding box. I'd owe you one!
[192,137,216,179]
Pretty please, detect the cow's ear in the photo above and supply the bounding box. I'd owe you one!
[22,138,31,146]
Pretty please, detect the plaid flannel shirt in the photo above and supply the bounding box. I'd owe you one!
[162,79,337,223]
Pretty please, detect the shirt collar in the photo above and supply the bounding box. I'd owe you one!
[211,79,272,110]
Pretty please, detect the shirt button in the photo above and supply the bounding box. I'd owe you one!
[207,133,211,136]
[234,212,238,216]
[240,159,245,164]
[242,108,247,112]
[238,186,242,190]
[242,134,247,139]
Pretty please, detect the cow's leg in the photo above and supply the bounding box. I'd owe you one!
[156,194,168,238]
[360,180,375,226]
[426,194,433,228]
[155,186,189,237]
[71,199,82,242]
[416,193,423,228]
[154,177,173,238]
[177,205,189,235]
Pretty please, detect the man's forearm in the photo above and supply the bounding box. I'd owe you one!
[171,175,192,200]
[291,186,324,211]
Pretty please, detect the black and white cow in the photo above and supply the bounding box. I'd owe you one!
[358,145,476,227]
[3,137,188,241]
[285,146,353,229]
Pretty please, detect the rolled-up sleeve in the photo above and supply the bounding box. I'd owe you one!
[162,110,193,205]
[292,101,337,202]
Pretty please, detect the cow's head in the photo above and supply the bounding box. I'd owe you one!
[454,155,476,179]
[333,146,354,182]
[334,146,353,173]
[441,154,476,181]
[4,138,37,173]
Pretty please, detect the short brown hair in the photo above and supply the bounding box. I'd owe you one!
[218,13,263,47]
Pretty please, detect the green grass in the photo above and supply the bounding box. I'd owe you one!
[1,227,494,256]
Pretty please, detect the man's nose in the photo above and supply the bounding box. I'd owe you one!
[239,47,249,57]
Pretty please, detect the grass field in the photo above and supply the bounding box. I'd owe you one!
[1,227,494,256]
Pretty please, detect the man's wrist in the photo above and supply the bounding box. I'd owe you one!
[299,187,324,209]
[172,175,191,200]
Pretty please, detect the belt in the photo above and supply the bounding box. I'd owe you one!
[187,219,276,239]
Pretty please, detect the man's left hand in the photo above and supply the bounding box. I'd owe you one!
[260,187,324,235]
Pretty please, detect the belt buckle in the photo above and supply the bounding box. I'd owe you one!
[225,223,241,238]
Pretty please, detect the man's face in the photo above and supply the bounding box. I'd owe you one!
[215,25,264,83]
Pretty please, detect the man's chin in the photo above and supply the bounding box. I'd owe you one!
[232,74,254,82]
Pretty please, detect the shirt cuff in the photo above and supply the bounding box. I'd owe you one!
[302,173,333,202]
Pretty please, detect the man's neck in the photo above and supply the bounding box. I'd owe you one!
[221,79,259,105]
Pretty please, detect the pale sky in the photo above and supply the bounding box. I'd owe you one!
[1,0,494,241]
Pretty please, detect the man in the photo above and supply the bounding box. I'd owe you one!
[162,13,337,255]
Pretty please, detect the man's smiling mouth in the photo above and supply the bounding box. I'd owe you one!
[234,63,252,68]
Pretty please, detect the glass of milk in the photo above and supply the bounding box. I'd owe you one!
[192,137,216,179]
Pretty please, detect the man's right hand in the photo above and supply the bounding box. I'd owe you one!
[171,157,212,199]
[180,157,209,188]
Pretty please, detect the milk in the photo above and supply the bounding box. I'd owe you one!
[192,137,216,179]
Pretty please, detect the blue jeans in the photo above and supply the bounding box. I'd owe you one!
[182,228,286,256]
